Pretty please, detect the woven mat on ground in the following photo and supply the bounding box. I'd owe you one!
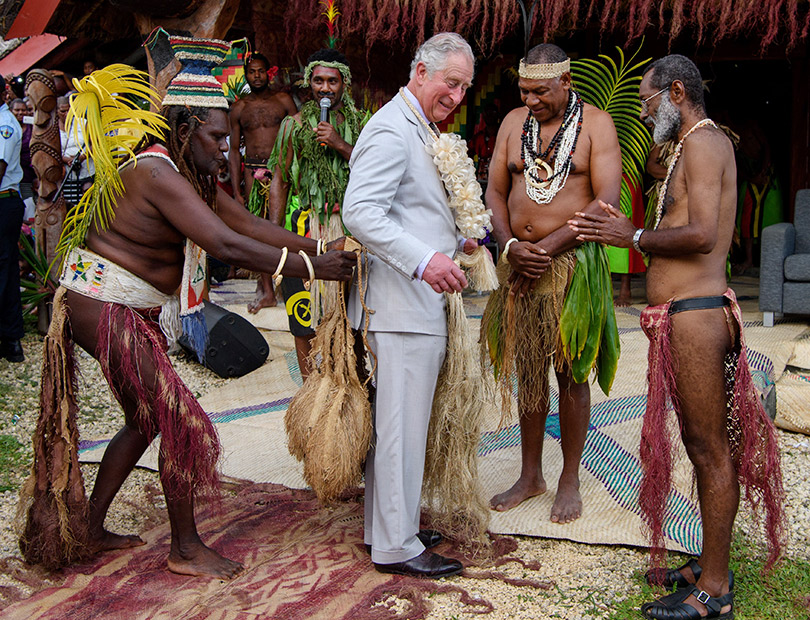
[78,282,808,556]
[207,278,291,331]
[1,483,537,619]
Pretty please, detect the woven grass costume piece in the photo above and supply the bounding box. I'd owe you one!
[285,242,372,504]
[423,292,490,546]
[482,241,620,422]
[16,289,89,568]
[482,252,575,420]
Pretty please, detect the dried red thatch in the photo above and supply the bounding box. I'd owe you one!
[284,0,809,58]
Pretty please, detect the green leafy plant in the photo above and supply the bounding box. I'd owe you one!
[571,45,652,217]
[224,73,249,103]
[560,241,620,395]
[19,232,58,315]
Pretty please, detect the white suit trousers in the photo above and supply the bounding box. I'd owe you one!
[364,330,446,564]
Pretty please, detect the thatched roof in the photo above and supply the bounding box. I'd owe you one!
[285,0,809,56]
[3,0,808,55]
[1,0,205,40]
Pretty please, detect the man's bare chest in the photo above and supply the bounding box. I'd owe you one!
[506,118,590,177]
[241,102,288,130]
[656,165,690,227]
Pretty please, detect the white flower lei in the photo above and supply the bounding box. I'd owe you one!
[399,89,498,291]
[426,132,493,240]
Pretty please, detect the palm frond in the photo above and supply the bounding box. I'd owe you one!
[571,44,652,218]
[59,64,169,256]
[224,73,249,103]
[19,232,59,315]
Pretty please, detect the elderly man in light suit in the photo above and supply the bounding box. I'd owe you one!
[342,33,476,579]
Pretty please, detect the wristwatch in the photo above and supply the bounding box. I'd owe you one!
[632,228,645,253]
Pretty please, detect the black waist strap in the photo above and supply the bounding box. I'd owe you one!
[668,295,730,315]
[243,156,268,168]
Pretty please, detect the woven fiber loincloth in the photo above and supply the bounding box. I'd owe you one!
[639,288,785,568]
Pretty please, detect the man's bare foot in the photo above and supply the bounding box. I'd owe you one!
[615,275,632,306]
[550,477,582,523]
[167,543,244,579]
[247,288,277,314]
[490,477,547,512]
[88,529,145,553]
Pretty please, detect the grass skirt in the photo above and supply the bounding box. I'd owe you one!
[16,289,90,569]
[480,253,575,420]
[16,289,221,569]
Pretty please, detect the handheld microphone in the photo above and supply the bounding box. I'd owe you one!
[319,97,331,146]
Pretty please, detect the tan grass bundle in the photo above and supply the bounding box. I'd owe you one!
[423,292,491,551]
[457,245,498,292]
[285,251,372,505]
[308,213,346,327]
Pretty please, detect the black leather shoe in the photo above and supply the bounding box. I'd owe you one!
[374,550,463,579]
[365,529,443,554]
[1,340,24,363]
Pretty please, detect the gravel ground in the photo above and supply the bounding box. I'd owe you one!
[1,328,809,618]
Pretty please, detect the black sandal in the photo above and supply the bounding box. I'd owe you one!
[645,558,702,588]
[641,584,734,620]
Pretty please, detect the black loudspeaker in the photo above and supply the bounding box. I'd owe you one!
[179,302,269,378]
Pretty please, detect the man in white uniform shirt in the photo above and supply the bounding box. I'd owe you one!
[0,75,25,362]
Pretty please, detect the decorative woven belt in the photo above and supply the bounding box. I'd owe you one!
[0,189,19,199]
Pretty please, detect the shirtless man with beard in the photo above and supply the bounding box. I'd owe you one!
[482,43,621,523]
[569,54,784,620]
[228,52,297,311]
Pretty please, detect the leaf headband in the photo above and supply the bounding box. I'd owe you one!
[303,60,352,87]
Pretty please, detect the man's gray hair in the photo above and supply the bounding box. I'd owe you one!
[409,32,474,80]
[643,55,705,112]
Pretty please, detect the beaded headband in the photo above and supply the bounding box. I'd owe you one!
[518,58,570,80]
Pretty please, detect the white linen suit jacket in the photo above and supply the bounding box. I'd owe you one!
[343,94,458,336]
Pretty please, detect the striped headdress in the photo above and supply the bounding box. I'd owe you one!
[162,35,230,109]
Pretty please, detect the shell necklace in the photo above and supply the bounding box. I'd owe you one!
[654,118,717,229]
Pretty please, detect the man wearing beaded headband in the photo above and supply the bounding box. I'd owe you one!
[569,54,784,620]
[482,43,621,523]
[266,48,368,378]
[17,37,357,579]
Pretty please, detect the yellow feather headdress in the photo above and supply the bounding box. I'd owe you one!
[58,64,169,256]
